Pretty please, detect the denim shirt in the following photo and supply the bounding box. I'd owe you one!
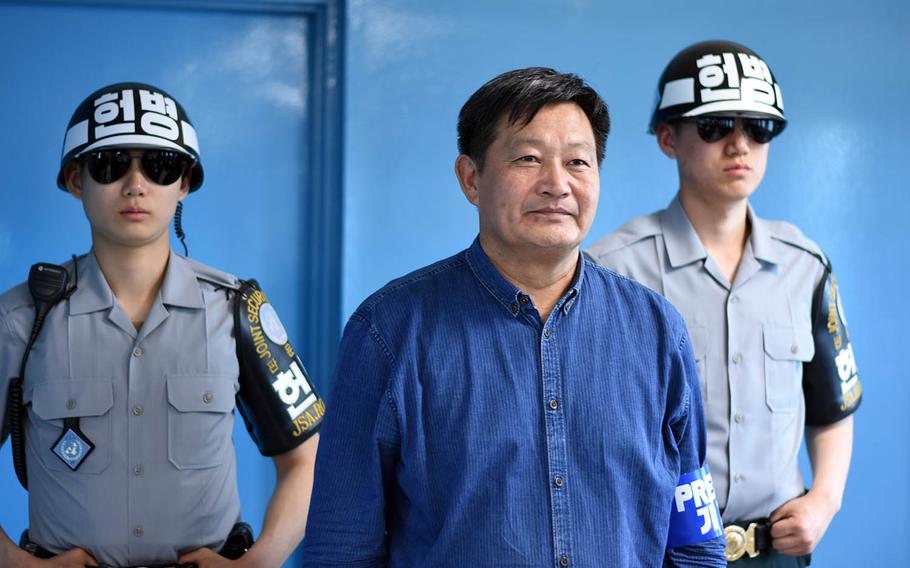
[304,238,724,566]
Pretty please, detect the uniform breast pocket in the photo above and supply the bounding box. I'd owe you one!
[762,325,815,412]
[688,325,708,403]
[166,374,237,470]
[30,379,113,474]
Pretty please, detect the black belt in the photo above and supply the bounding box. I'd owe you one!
[20,522,253,567]
[724,518,772,562]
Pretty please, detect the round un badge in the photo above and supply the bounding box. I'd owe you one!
[260,303,288,346]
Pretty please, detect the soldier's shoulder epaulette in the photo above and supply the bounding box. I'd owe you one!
[183,257,242,290]
[587,211,662,257]
[763,219,829,267]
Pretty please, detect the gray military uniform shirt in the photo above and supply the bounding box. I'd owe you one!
[587,196,832,522]
[0,251,242,566]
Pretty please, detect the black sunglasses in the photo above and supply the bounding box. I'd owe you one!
[84,149,192,186]
[679,117,785,144]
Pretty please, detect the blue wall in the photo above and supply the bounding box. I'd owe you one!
[342,1,908,565]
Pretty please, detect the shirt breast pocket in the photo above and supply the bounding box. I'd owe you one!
[166,374,236,470]
[30,379,113,475]
[762,325,815,412]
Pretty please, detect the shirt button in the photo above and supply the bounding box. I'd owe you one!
[133,464,144,476]
[132,405,144,416]
[519,296,529,305]
[734,473,745,483]
[543,329,551,338]
[510,303,519,315]
[548,399,559,410]
[732,353,743,364]
[66,399,77,410]
[560,555,570,566]
[554,475,564,488]
[730,294,740,304]
[202,391,214,404]
[734,413,744,423]
[132,346,143,358]
[133,526,144,537]
[790,344,799,354]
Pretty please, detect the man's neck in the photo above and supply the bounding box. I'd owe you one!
[92,237,171,325]
[677,188,750,283]
[479,236,578,323]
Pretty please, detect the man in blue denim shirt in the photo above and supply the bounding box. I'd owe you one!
[304,68,726,566]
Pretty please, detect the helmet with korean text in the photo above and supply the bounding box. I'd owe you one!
[56,82,204,191]
[648,40,786,134]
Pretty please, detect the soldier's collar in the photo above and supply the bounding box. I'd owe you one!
[159,252,205,309]
[68,252,114,315]
[660,196,708,268]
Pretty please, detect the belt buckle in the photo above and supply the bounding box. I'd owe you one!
[724,523,760,562]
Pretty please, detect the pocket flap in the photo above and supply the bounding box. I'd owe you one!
[762,325,815,362]
[166,375,235,413]
[32,380,113,420]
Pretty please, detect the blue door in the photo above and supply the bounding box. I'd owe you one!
[0,2,341,565]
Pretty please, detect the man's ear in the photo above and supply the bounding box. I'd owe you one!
[63,162,84,200]
[655,123,677,160]
[454,154,481,207]
[177,170,191,201]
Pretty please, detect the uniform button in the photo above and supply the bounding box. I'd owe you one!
[132,405,144,416]
[732,353,743,364]
[790,344,799,354]
[202,391,214,404]
[734,473,745,483]
[66,399,77,410]
[133,526,144,537]
[132,346,143,358]
[548,399,559,410]
[554,475,564,488]
[560,555,570,566]
[133,464,144,476]
[543,329,551,338]
[734,413,744,423]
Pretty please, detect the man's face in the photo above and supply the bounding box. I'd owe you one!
[456,102,599,260]
[64,148,189,252]
[657,117,769,205]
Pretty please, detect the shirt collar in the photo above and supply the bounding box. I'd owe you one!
[68,252,114,315]
[659,195,784,268]
[159,253,206,309]
[659,196,707,268]
[464,236,584,318]
[68,250,204,316]
[747,207,784,266]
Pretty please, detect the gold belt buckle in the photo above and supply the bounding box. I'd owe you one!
[724,523,760,562]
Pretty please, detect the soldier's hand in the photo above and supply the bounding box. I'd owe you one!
[769,491,838,556]
[178,547,248,568]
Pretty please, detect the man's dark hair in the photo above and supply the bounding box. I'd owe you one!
[457,67,610,170]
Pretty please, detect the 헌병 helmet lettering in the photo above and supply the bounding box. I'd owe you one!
[57,82,204,191]
[649,40,786,134]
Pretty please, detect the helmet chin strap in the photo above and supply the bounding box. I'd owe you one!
[174,202,189,256]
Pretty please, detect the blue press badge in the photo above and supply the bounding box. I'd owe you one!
[667,466,723,548]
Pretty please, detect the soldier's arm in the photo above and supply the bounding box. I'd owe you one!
[769,416,853,556]
[178,435,319,567]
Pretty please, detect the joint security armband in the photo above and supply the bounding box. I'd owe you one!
[667,467,723,548]
[803,264,862,426]
[234,280,324,456]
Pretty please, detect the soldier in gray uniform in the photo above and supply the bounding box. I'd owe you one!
[0,83,324,568]
[587,41,861,566]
